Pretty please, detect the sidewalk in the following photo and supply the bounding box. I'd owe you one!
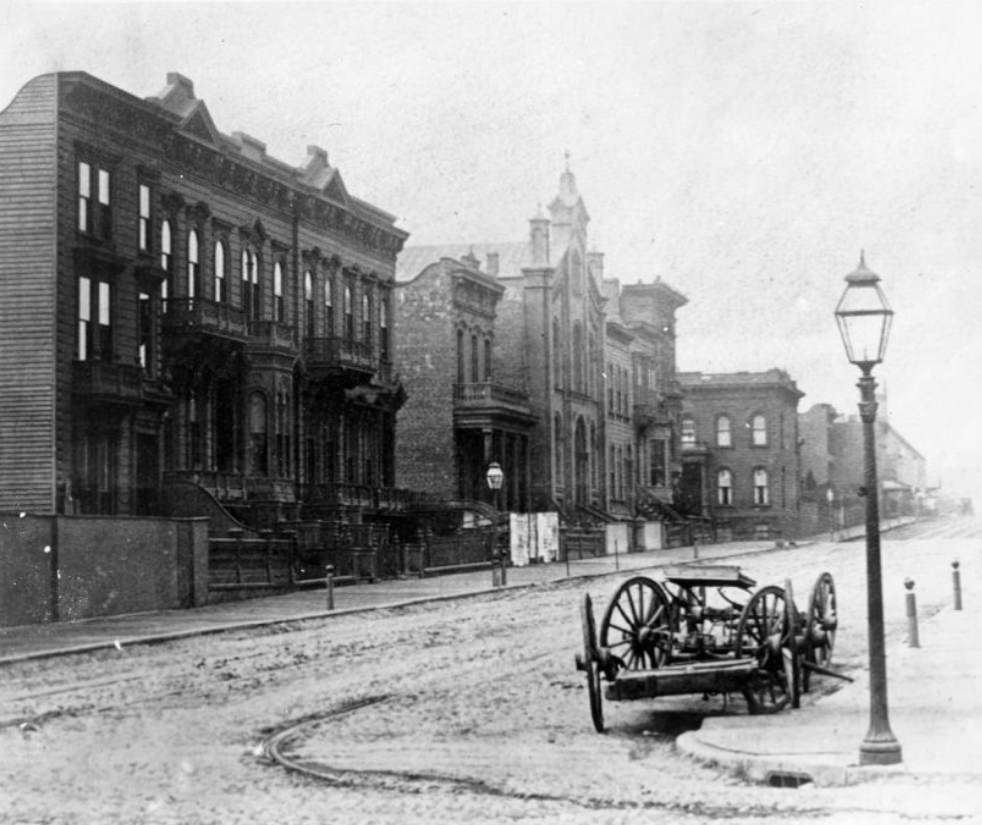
[0,540,764,665]
[677,581,982,787]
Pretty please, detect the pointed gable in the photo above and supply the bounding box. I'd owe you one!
[181,102,221,145]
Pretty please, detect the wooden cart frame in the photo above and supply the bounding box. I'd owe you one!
[574,565,841,732]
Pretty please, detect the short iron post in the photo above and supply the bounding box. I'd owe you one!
[952,560,963,611]
[325,564,335,611]
[904,578,919,648]
[614,539,620,571]
[565,544,570,577]
[693,536,700,560]
[499,546,508,587]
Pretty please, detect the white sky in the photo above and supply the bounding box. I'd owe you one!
[3,0,980,501]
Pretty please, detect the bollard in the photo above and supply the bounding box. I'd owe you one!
[905,578,919,648]
[325,564,335,611]
[693,537,700,560]
[614,539,620,571]
[565,548,570,578]
[500,549,508,587]
[952,560,963,611]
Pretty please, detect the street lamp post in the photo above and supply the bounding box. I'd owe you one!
[486,461,505,582]
[834,251,902,766]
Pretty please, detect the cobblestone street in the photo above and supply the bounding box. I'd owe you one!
[2,519,981,824]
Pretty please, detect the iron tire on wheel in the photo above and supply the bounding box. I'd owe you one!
[578,592,605,733]
[735,584,796,714]
[599,576,673,671]
[803,572,837,693]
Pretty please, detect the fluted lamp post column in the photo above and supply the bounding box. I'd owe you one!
[834,251,902,766]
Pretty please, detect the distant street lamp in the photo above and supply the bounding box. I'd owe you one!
[486,461,505,577]
[834,251,902,766]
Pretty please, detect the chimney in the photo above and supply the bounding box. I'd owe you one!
[166,72,195,98]
[529,208,550,266]
[486,252,499,276]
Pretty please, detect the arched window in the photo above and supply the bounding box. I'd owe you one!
[753,468,769,505]
[380,297,390,360]
[455,328,465,384]
[553,318,562,386]
[273,261,284,322]
[343,283,354,339]
[716,415,732,447]
[187,229,199,299]
[681,416,696,446]
[160,219,172,308]
[751,413,768,446]
[554,413,564,487]
[717,468,733,506]
[323,278,334,336]
[572,322,584,393]
[304,270,314,338]
[214,240,227,303]
[242,249,259,320]
[362,291,372,344]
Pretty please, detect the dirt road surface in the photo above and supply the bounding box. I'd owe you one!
[2,518,980,824]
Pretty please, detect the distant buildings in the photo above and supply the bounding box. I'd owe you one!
[396,167,687,523]
[799,394,928,533]
[678,369,804,540]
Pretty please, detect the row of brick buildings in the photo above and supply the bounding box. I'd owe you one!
[0,70,926,548]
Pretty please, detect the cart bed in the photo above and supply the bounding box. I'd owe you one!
[662,564,756,589]
[605,657,758,701]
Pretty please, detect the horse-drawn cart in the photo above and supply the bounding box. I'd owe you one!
[574,564,840,732]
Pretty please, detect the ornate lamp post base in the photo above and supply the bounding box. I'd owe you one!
[860,734,903,766]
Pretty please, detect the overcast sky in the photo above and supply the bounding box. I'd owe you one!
[3,1,980,501]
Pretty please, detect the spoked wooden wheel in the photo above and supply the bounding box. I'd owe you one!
[575,592,605,733]
[600,576,673,670]
[735,585,796,714]
[803,572,837,692]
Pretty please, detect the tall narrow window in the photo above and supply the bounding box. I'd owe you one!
[78,277,91,360]
[242,249,260,320]
[96,168,112,239]
[716,415,732,447]
[273,261,284,322]
[187,230,199,300]
[78,161,91,232]
[304,271,314,338]
[681,416,696,446]
[456,329,465,384]
[379,297,390,359]
[138,291,152,372]
[362,291,372,344]
[484,338,492,381]
[276,390,290,477]
[138,184,151,253]
[249,392,268,475]
[470,333,479,382]
[97,281,112,358]
[77,161,112,238]
[649,439,667,487]
[553,318,562,386]
[324,278,334,336]
[607,361,614,414]
[188,392,203,469]
[752,414,768,446]
[753,467,769,505]
[160,219,172,308]
[717,469,733,506]
[344,283,354,339]
[214,240,227,303]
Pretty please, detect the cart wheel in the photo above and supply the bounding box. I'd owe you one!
[803,572,837,692]
[575,592,605,733]
[600,576,672,670]
[735,585,796,714]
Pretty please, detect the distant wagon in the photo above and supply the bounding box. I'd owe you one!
[574,565,841,732]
